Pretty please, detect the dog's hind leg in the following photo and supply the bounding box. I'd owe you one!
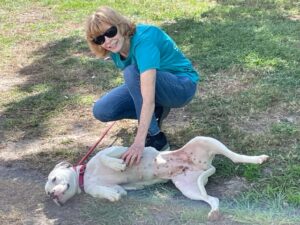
[171,167,220,220]
[197,166,220,220]
[196,166,216,195]
[192,137,269,164]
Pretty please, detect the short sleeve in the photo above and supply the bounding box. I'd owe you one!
[134,41,160,73]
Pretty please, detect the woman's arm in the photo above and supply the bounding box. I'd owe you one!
[122,69,156,166]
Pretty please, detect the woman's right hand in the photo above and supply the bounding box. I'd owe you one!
[121,141,144,167]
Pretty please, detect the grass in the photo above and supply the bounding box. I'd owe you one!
[1,0,299,224]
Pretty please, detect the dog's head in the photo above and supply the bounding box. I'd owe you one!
[45,161,78,206]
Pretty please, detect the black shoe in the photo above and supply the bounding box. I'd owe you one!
[145,132,170,151]
[155,106,170,128]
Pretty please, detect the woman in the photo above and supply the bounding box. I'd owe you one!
[85,6,199,166]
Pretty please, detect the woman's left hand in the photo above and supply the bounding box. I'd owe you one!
[121,142,144,167]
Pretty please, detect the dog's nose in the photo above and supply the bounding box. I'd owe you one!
[50,192,56,199]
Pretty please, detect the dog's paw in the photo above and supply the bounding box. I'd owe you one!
[109,159,126,171]
[106,158,126,172]
[104,190,122,202]
[258,155,269,164]
[208,209,221,221]
[114,186,127,196]
[100,155,126,171]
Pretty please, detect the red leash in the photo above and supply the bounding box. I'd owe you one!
[75,121,116,192]
[76,121,116,166]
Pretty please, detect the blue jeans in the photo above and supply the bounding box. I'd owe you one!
[93,65,197,135]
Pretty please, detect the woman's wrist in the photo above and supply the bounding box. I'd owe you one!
[133,135,146,146]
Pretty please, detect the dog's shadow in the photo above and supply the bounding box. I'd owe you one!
[76,181,216,223]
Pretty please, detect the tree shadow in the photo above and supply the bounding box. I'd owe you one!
[161,2,299,75]
[1,36,120,142]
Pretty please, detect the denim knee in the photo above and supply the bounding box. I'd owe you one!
[92,100,112,122]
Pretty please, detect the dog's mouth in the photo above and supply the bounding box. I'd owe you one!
[49,183,70,206]
[49,192,64,206]
[53,197,63,206]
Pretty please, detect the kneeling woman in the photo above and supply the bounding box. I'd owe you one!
[85,6,199,166]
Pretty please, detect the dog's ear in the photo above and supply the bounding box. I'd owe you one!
[54,161,72,169]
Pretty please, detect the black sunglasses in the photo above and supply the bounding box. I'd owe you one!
[92,26,118,45]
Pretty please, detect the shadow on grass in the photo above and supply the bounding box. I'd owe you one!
[162,2,299,78]
[1,36,120,141]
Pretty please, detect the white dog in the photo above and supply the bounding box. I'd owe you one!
[45,136,268,219]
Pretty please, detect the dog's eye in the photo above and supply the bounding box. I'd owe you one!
[52,177,56,183]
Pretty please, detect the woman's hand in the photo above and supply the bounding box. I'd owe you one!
[121,142,144,167]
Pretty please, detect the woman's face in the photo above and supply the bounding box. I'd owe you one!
[99,23,125,53]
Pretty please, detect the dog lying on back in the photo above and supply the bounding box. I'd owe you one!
[45,136,269,219]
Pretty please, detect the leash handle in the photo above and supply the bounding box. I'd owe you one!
[76,121,116,166]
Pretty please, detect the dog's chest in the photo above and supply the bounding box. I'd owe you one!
[85,154,158,185]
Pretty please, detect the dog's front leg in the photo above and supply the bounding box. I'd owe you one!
[85,185,126,202]
[99,147,128,172]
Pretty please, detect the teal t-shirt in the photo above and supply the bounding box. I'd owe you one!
[110,24,199,83]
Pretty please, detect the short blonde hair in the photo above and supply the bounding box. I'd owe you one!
[85,6,136,58]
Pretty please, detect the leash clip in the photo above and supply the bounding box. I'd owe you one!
[79,164,86,174]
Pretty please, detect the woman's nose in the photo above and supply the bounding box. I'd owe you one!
[103,36,112,45]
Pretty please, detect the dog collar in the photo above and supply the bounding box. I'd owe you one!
[77,164,86,192]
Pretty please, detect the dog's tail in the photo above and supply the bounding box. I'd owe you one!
[191,136,269,165]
